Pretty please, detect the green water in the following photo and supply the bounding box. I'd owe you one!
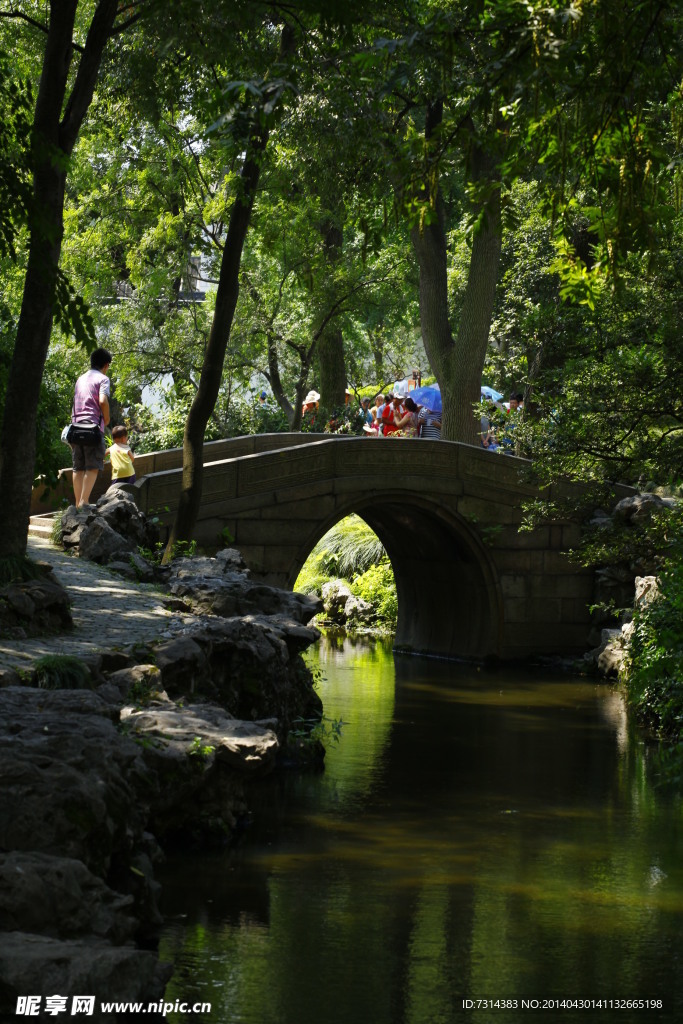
[158,638,683,1023]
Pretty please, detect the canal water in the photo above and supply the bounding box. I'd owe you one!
[158,638,683,1023]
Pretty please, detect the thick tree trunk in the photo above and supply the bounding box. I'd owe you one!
[410,107,502,444]
[317,221,346,413]
[317,325,346,411]
[0,0,119,561]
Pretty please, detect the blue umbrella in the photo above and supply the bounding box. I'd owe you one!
[409,382,503,412]
[409,383,442,412]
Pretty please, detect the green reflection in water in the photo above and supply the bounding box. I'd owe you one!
[305,635,396,807]
[158,638,683,1024]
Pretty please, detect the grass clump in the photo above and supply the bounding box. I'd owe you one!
[0,556,44,587]
[33,654,92,690]
[308,515,386,578]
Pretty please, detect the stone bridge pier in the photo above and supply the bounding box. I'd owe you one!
[134,434,600,661]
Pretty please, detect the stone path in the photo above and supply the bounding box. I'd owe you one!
[0,538,200,670]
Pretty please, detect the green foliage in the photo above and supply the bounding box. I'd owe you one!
[295,515,398,629]
[0,52,32,260]
[350,561,397,625]
[33,655,91,691]
[138,538,198,565]
[626,550,683,784]
[486,178,683,492]
[0,310,82,488]
[576,502,683,571]
[293,556,330,598]
[50,510,66,547]
[188,736,216,763]
[289,714,344,749]
[127,671,163,707]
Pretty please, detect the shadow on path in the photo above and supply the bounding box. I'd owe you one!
[0,539,199,669]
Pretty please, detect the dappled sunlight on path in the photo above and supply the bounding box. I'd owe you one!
[0,538,200,669]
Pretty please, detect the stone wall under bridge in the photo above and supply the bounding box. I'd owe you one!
[132,434,606,662]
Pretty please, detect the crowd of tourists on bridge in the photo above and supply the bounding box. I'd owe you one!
[300,379,523,450]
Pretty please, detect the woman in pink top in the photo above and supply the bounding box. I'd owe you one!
[70,347,112,506]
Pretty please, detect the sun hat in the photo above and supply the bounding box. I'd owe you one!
[303,390,320,404]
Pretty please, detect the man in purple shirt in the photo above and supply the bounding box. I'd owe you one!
[70,347,112,506]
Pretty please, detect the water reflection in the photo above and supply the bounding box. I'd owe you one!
[158,638,683,1023]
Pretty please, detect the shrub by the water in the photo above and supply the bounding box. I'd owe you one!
[627,553,683,783]
[351,561,397,625]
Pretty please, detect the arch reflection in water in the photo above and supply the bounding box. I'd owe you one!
[158,640,683,1024]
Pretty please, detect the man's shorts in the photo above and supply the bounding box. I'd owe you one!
[71,434,107,472]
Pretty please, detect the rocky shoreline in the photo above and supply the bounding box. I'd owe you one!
[0,489,323,1019]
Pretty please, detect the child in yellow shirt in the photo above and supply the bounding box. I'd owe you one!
[105,424,136,484]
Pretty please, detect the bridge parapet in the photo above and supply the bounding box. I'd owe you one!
[31,433,328,513]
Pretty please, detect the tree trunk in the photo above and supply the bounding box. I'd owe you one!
[165,127,268,555]
[266,332,295,424]
[316,221,346,413]
[0,0,119,562]
[317,325,346,411]
[164,23,297,556]
[410,106,502,444]
[370,326,385,382]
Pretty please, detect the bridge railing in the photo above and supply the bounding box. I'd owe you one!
[30,433,328,513]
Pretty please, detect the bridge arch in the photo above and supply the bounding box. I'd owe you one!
[290,493,504,659]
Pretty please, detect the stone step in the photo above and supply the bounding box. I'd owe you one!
[28,513,57,539]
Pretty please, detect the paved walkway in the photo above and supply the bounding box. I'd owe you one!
[0,538,199,671]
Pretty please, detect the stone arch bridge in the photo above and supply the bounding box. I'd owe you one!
[129,433,597,661]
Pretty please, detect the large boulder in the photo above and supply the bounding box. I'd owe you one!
[584,627,626,677]
[96,487,159,549]
[59,490,158,565]
[344,594,374,626]
[78,517,135,564]
[168,553,321,624]
[0,853,136,944]
[634,575,659,609]
[119,700,279,842]
[153,637,209,698]
[0,569,72,638]
[121,701,278,773]
[154,616,322,727]
[612,492,676,524]
[0,932,170,1023]
[0,687,170,1010]
[0,689,152,878]
[321,579,353,623]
